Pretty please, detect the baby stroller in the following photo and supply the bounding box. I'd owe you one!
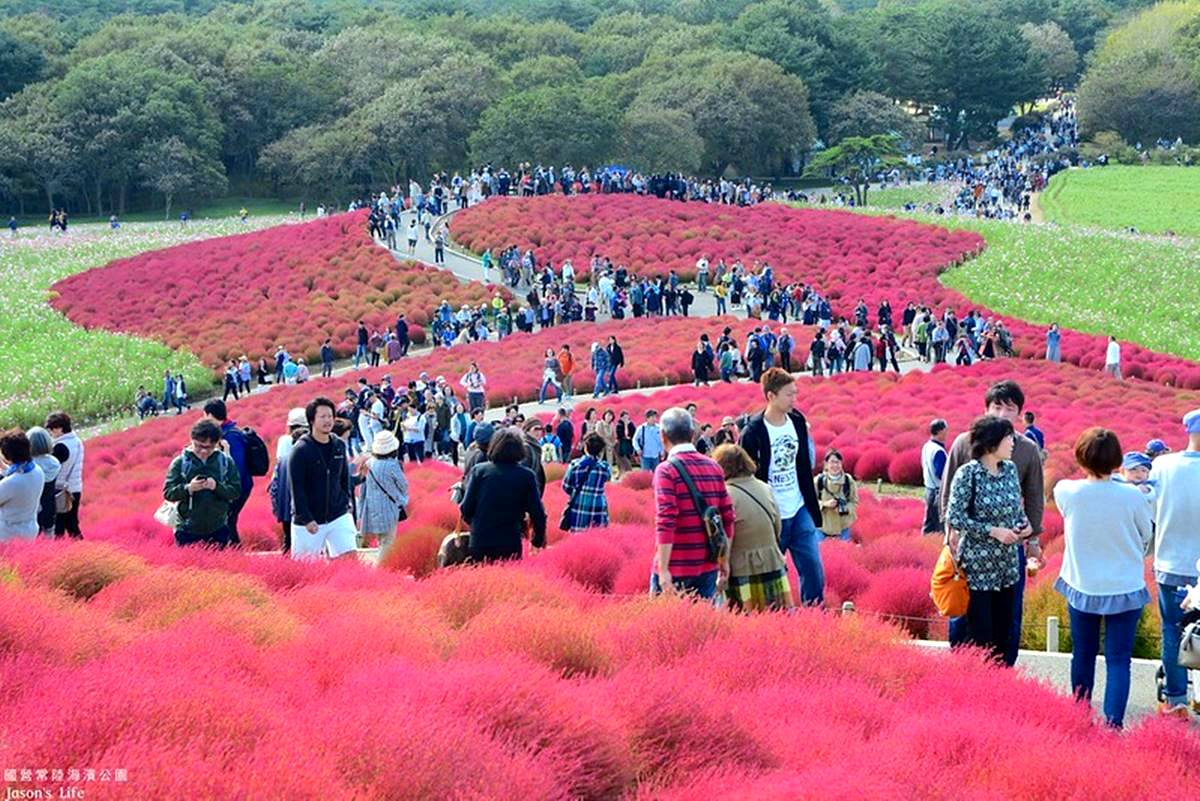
[1156,604,1200,707]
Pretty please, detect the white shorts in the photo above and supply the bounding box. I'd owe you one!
[291,513,357,559]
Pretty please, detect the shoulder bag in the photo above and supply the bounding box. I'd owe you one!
[930,468,976,618]
[669,457,729,563]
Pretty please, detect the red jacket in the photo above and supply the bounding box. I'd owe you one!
[653,448,735,578]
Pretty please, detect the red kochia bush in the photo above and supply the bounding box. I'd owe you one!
[0,537,1196,798]
[454,194,1200,386]
[51,211,506,369]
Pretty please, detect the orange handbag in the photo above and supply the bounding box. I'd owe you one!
[930,545,969,618]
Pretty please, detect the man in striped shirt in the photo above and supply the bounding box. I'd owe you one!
[651,407,735,599]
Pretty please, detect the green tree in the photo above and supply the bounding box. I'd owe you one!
[49,50,224,213]
[138,135,227,218]
[875,2,1037,148]
[505,55,584,90]
[0,30,46,99]
[1020,21,1078,90]
[614,107,704,173]
[468,84,618,166]
[804,134,903,206]
[828,90,925,150]
[1077,1,1200,143]
[633,50,815,174]
[722,0,858,135]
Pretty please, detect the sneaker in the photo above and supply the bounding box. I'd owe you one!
[1158,702,1190,719]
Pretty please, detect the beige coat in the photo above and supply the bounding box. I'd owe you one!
[726,476,786,578]
[817,471,858,536]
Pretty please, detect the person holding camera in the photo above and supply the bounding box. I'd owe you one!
[816,449,858,542]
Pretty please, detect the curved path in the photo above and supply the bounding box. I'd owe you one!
[378,201,1170,725]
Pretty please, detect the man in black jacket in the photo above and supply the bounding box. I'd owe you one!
[605,335,624,395]
[737,367,826,606]
[288,397,357,560]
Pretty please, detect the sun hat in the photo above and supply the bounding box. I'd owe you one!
[1185,409,1200,435]
[371,431,400,456]
[286,407,307,428]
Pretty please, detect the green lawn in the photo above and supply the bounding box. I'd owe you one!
[0,217,285,429]
[12,197,301,226]
[1041,166,1200,235]
[863,184,955,210]
[932,217,1200,362]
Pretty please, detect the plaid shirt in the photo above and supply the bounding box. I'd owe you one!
[562,456,611,531]
[654,446,735,577]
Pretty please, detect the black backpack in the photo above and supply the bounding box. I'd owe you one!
[241,427,270,477]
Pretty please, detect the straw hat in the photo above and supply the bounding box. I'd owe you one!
[371,431,400,456]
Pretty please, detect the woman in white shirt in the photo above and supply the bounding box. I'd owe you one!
[1053,427,1152,728]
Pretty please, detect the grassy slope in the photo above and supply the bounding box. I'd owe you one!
[1,216,286,428]
[788,199,1200,363]
[931,217,1200,362]
[1041,166,1200,235]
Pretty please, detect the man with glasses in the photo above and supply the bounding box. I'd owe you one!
[162,419,242,548]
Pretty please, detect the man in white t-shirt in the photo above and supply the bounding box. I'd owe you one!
[736,368,825,605]
[1105,336,1121,380]
[695,256,710,293]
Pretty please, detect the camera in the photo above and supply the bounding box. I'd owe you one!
[836,499,849,515]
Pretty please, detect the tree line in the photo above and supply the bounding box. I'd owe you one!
[0,0,1162,216]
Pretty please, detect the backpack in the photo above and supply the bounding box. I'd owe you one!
[241,427,270,477]
[668,457,729,563]
[154,450,231,529]
[541,442,559,464]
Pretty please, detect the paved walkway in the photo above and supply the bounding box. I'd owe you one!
[912,640,1169,725]
[382,205,935,375]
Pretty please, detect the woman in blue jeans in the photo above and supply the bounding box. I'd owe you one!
[1053,427,1153,727]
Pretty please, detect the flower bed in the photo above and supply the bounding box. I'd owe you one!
[570,358,1200,492]
[50,211,504,370]
[74,315,768,547]
[453,195,1200,387]
[0,537,1195,799]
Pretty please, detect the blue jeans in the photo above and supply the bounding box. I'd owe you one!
[1159,582,1189,706]
[605,368,618,394]
[539,378,561,403]
[716,297,726,314]
[650,569,718,600]
[641,454,661,471]
[1069,605,1141,727]
[354,344,367,368]
[950,544,1026,661]
[1005,545,1026,666]
[780,508,824,606]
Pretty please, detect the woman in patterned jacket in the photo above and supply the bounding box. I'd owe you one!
[946,415,1032,663]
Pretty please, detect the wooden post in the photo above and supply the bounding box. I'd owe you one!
[1046,616,1060,652]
